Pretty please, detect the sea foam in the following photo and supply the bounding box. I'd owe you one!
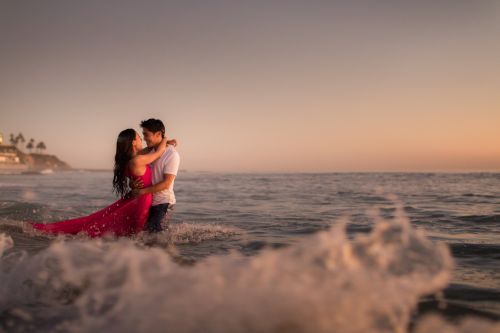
[0,205,484,333]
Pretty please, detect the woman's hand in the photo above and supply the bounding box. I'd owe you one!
[167,139,178,147]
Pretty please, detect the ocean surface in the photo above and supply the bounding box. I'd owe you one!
[0,171,499,332]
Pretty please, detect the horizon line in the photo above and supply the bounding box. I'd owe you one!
[75,168,500,174]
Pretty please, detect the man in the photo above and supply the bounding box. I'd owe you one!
[132,118,180,233]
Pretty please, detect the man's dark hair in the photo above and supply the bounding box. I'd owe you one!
[140,118,165,138]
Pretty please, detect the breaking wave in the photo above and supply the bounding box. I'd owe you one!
[0,205,476,332]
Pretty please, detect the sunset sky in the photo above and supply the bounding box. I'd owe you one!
[1,1,499,172]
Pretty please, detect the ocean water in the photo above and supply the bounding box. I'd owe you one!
[0,171,499,332]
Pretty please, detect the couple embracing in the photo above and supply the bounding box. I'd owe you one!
[32,119,180,237]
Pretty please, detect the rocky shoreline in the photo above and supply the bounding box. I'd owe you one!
[21,152,72,171]
[0,145,71,173]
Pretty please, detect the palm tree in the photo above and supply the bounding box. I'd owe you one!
[36,141,47,154]
[26,138,35,154]
[9,133,17,147]
[16,133,25,152]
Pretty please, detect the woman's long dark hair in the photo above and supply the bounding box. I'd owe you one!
[113,129,136,198]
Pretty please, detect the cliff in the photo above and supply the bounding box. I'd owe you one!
[0,145,72,171]
[21,152,72,171]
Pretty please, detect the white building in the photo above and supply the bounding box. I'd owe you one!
[0,133,21,164]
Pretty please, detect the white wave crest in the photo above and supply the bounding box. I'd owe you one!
[414,315,500,333]
[157,222,240,245]
[0,206,457,333]
[0,233,13,257]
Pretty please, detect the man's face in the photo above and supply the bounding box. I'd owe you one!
[142,128,162,148]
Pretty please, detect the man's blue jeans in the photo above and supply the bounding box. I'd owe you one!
[145,203,174,233]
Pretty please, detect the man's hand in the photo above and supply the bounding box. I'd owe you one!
[131,188,145,198]
[129,178,145,197]
[129,178,144,190]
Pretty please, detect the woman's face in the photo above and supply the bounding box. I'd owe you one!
[133,132,143,151]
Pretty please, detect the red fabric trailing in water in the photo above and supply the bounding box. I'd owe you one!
[32,167,153,237]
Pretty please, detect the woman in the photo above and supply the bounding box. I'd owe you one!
[32,129,168,237]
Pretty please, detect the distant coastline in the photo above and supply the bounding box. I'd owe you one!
[0,144,71,173]
[75,168,113,172]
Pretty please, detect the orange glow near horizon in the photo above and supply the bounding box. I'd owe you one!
[1,1,499,172]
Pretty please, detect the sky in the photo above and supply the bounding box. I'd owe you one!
[1,0,499,172]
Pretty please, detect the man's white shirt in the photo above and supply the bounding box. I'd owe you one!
[151,145,180,206]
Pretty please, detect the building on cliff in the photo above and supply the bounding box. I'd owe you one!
[0,145,28,174]
[0,132,71,174]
